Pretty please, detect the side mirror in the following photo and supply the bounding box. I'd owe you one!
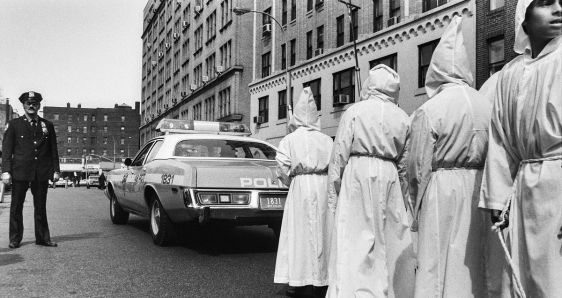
[124,158,132,166]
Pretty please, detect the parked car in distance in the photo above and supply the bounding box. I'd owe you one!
[105,119,288,246]
[86,175,100,189]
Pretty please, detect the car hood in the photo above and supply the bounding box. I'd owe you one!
[178,159,286,189]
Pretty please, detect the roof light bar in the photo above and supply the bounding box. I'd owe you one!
[155,119,251,136]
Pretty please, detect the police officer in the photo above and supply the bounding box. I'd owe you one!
[1,91,60,249]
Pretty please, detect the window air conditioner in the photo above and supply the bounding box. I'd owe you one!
[164,104,169,110]
[147,42,152,49]
[151,114,155,119]
[190,84,198,91]
[253,116,265,124]
[194,5,202,13]
[263,24,272,33]
[172,98,178,104]
[165,42,171,49]
[387,16,400,27]
[173,33,180,40]
[176,0,181,5]
[151,61,158,67]
[158,52,164,58]
[315,48,324,55]
[180,91,188,97]
[215,65,224,73]
[335,94,350,105]
[202,75,209,83]
[157,109,162,115]
[182,21,189,28]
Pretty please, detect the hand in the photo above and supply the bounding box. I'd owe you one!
[491,209,509,230]
[53,172,60,182]
[1,172,11,185]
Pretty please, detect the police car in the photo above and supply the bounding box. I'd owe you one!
[105,119,288,246]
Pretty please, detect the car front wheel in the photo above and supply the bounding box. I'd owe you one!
[110,192,129,225]
[150,199,175,246]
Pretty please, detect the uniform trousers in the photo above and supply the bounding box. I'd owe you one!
[9,178,51,244]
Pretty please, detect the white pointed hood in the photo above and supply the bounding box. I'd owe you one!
[360,64,400,104]
[514,0,533,54]
[425,16,473,98]
[288,87,320,133]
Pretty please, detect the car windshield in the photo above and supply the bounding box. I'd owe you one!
[173,139,276,160]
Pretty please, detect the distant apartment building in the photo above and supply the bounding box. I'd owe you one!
[140,0,255,144]
[249,0,476,146]
[42,102,141,162]
[0,98,19,146]
[475,0,517,88]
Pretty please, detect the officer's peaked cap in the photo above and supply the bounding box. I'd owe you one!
[19,91,43,103]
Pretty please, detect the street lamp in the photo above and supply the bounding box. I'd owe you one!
[233,7,293,118]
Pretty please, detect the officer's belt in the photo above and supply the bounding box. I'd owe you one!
[290,169,328,177]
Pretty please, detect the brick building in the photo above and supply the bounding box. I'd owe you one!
[42,102,141,163]
[248,0,476,146]
[475,0,517,88]
[140,0,255,144]
[0,98,19,146]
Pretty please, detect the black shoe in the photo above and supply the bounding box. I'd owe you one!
[8,242,20,249]
[36,241,57,247]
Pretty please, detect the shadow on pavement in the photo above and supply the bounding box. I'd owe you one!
[51,232,102,243]
[0,254,24,267]
[126,218,278,255]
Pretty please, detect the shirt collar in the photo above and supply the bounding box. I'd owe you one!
[24,114,39,123]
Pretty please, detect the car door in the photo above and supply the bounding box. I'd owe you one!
[126,140,163,214]
[122,141,155,212]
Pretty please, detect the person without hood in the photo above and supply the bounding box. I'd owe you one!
[1,91,60,248]
[479,1,562,297]
[274,87,334,298]
[407,16,492,298]
[326,65,414,298]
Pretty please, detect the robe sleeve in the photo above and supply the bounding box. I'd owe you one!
[396,124,411,213]
[327,110,354,213]
[407,109,435,219]
[275,137,292,187]
[479,81,520,211]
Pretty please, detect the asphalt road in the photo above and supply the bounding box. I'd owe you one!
[0,187,287,297]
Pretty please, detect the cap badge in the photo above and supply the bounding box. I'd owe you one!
[29,91,35,98]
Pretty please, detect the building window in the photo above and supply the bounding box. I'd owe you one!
[262,7,272,38]
[291,0,296,21]
[67,148,72,154]
[307,0,313,11]
[262,52,271,78]
[369,53,398,71]
[104,126,108,132]
[103,149,107,156]
[91,149,95,154]
[92,115,96,121]
[83,149,88,155]
[389,0,401,25]
[306,31,313,59]
[488,36,505,76]
[82,137,87,144]
[317,26,324,54]
[104,137,108,144]
[490,0,504,10]
[204,96,216,120]
[54,114,59,120]
[423,0,449,13]
[281,43,287,70]
[104,115,108,121]
[303,78,322,110]
[120,138,125,145]
[121,116,125,122]
[373,0,383,32]
[349,9,358,42]
[336,15,344,47]
[68,115,73,121]
[282,0,288,25]
[418,39,440,88]
[54,125,58,132]
[83,126,87,133]
[83,115,87,121]
[68,125,72,133]
[333,68,355,106]
[258,96,269,123]
[290,39,296,66]
[67,137,72,144]
[278,89,287,119]
[219,87,231,118]
[121,126,125,131]
[91,137,96,145]
[90,126,96,133]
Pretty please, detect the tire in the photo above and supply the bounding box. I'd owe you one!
[149,199,175,246]
[269,223,281,241]
[110,191,129,225]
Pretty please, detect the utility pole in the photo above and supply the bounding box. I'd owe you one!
[338,0,362,93]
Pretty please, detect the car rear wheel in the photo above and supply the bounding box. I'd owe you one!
[110,191,129,224]
[150,199,175,246]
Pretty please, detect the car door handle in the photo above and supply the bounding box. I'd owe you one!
[171,187,178,193]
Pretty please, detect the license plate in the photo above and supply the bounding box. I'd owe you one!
[259,194,287,210]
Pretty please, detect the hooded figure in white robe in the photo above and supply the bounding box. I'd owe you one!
[274,87,334,288]
[407,16,492,298]
[326,65,414,298]
[479,1,562,297]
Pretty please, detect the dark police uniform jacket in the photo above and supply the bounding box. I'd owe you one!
[2,116,60,181]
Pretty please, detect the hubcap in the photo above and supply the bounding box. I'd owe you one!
[151,202,161,235]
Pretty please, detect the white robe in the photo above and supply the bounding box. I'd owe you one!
[408,16,492,298]
[327,65,414,298]
[274,88,334,287]
[479,35,562,298]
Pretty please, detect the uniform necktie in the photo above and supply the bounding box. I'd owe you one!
[31,119,37,127]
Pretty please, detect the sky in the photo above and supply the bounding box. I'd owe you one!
[0,0,148,113]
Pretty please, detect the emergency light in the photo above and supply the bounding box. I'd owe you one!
[155,119,251,136]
